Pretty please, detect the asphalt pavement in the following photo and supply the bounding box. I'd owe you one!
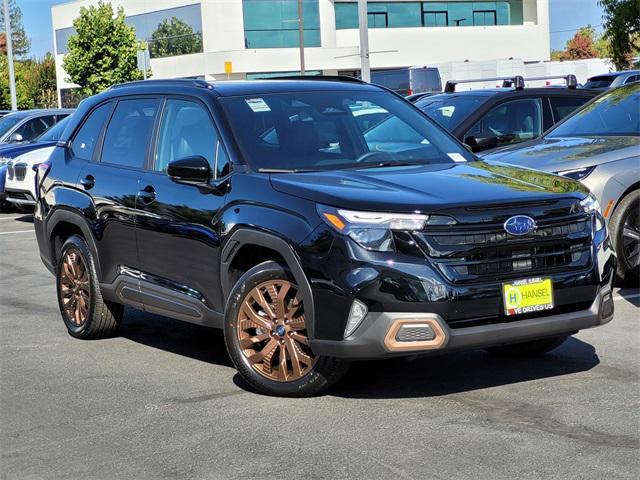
[1,212,638,480]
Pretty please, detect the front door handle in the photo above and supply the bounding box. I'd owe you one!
[80,175,94,190]
[137,185,157,205]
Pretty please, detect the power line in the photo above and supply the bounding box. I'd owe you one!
[550,24,603,35]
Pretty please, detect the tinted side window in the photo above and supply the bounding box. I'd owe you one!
[101,98,159,169]
[215,143,231,179]
[624,75,639,85]
[464,98,542,150]
[549,96,591,122]
[15,116,55,141]
[155,99,216,172]
[72,103,112,161]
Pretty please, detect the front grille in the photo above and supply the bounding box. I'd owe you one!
[13,163,27,181]
[414,213,593,284]
[6,164,14,180]
[5,190,34,201]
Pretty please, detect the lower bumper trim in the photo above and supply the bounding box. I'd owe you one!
[309,284,613,360]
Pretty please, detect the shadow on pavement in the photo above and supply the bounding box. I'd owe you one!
[14,214,34,223]
[120,307,233,367]
[330,337,599,399]
[615,288,640,307]
[118,308,600,399]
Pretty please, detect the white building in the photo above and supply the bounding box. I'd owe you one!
[52,0,551,105]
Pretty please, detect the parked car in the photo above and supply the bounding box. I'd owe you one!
[483,83,639,283]
[371,66,442,96]
[583,70,640,90]
[0,109,72,144]
[4,146,55,211]
[34,78,615,397]
[0,116,71,212]
[415,75,599,153]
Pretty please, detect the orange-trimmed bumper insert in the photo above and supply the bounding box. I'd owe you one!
[383,317,448,352]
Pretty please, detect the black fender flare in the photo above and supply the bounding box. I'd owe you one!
[220,228,316,337]
[46,208,103,280]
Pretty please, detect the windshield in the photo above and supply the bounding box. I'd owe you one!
[547,84,639,138]
[36,116,70,142]
[220,90,474,172]
[415,94,489,130]
[583,76,614,89]
[0,116,22,138]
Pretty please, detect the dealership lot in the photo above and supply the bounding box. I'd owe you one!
[0,213,638,480]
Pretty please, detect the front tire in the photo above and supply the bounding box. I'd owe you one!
[224,261,349,397]
[486,335,568,357]
[609,191,640,284]
[56,235,123,339]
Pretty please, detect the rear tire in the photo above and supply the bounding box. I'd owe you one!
[56,235,123,339]
[609,190,640,284]
[486,335,568,357]
[224,261,349,397]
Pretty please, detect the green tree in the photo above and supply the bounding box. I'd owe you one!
[0,56,33,109]
[599,0,640,69]
[0,0,30,57]
[149,17,202,58]
[63,2,144,96]
[22,53,57,108]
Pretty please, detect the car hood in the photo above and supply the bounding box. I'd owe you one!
[11,145,55,165]
[0,140,56,159]
[269,161,588,212]
[481,136,640,173]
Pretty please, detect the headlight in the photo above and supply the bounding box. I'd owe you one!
[318,205,427,252]
[556,166,595,181]
[580,193,605,232]
[580,193,601,215]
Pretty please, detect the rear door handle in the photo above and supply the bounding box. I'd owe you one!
[80,175,94,190]
[137,185,157,205]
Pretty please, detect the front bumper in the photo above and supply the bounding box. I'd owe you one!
[309,281,614,359]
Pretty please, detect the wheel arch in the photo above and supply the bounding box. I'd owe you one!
[47,208,102,280]
[220,228,316,337]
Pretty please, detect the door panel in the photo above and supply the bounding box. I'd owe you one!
[136,98,229,312]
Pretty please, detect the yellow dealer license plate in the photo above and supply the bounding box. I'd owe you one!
[503,278,554,316]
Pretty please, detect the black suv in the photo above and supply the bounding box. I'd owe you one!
[415,76,599,153]
[34,78,616,397]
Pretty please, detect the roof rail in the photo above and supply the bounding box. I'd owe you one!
[444,76,525,93]
[110,79,213,90]
[524,74,578,88]
[266,75,365,83]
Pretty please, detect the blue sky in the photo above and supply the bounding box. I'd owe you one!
[18,0,605,59]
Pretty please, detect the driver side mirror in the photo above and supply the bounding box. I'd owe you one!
[167,156,211,186]
[8,132,23,143]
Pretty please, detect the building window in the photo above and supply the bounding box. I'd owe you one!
[473,10,497,26]
[128,4,203,59]
[334,1,522,29]
[54,4,203,59]
[423,10,448,27]
[243,0,321,49]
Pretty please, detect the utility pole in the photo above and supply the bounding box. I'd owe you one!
[3,0,17,110]
[357,0,370,82]
[297,0,305,75]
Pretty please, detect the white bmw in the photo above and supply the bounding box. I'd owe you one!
[4,146,55,210]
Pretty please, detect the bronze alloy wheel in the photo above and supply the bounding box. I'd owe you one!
[236,279,317,382]
[59,248,91,327]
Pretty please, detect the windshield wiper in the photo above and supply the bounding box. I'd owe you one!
[341,161,427,170]
[258,168,319,173]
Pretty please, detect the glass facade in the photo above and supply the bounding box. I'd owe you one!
[54,4,203,58]
[335,1,523,29]
[243,0,321,48]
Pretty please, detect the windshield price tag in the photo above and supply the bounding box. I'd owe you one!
[245,98,271,113]
[448,153,467,163]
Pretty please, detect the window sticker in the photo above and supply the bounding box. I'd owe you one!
[448,153,467,163]
[245,98,271,112]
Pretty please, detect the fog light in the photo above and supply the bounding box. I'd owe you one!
[345,299,367,338]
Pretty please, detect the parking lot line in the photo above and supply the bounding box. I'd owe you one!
[0,229,34,235]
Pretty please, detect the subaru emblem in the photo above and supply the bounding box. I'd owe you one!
[504,215,537,236]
